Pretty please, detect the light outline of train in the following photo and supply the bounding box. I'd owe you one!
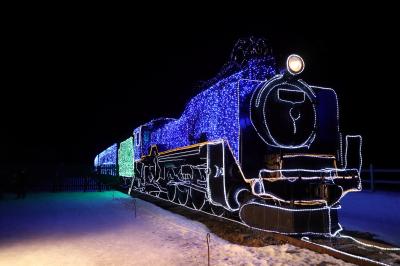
[94,52,362,236]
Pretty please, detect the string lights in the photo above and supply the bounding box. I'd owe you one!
[132,57,276,161]
[97,37,363,236]
[95,143,118,175]
[118,137,134,177]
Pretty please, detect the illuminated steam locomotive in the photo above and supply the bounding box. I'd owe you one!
[94,37,362,235]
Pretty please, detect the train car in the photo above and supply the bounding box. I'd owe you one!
[94,143,118,176]
[95,37,362,235]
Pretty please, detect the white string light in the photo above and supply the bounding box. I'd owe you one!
[100,49,363,236]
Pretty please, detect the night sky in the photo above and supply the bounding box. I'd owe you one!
[3,7,399,170]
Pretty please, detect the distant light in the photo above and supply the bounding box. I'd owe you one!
[287,54,305,75]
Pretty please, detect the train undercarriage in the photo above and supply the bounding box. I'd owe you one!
[126,140,361,235]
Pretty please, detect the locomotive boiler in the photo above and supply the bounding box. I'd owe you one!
[94,37,362,235]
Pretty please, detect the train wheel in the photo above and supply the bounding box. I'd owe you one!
[210,204,225,217]
[167,184,176,202]
[191,189,206,210]
[159,191,169,200]
[152,191,161,197]
[177,186,189,205]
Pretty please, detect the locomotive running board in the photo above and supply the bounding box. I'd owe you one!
[239,200,339,235]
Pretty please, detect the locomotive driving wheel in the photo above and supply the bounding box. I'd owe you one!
[210,204,225,217]
[190,188,206,210]
[176,185,189,205]
[167,184,176,201]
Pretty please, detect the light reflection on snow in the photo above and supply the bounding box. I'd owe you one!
[0,192,351,265]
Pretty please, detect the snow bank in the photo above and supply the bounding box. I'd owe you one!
[0,192,351,265]
[339,190,400,246]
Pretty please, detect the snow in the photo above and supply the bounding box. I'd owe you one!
[0,192,352,266]
[339,190,400,246]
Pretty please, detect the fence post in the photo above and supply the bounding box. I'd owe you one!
[206,233,211,266]
[134,198,137,218]
[370,164,374,192]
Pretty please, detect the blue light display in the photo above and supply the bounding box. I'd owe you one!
[95,37,370,241]
[96,143,118,166]
[134,57,277,161]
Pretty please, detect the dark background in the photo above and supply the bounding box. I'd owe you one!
[2,6,399,172]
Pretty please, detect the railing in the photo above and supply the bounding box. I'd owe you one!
[95,165,118,176]
[31,176,112,192]
[361,164,400,191]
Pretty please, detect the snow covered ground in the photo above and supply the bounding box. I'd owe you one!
[0,192,352,266]
[339,190,400,247]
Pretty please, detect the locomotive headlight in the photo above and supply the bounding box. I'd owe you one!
[287,54,305,75]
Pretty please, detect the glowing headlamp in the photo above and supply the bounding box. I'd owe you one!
[287,54,305,75]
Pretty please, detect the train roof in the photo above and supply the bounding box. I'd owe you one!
[133,118,177,133]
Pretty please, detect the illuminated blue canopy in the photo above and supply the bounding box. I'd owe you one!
[134,57,277,161]
[96,143,118,166]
